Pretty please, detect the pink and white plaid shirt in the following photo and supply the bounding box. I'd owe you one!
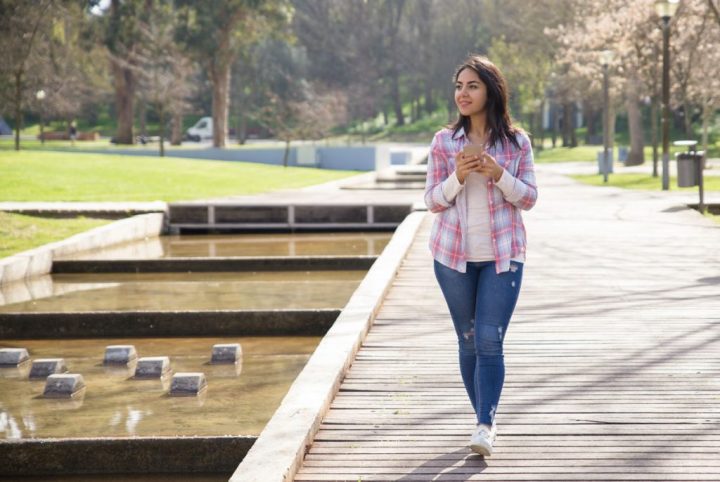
[424,126,538,274]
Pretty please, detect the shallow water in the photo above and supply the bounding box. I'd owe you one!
[0,336,320,439]
[0,476,228,482]
[0,270,366,312]
[57,232,393,260]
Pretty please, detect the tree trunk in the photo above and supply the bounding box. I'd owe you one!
[138,99,147,137]
[563,102,576,147]
[651,97,659,177]
[113,61,135,145]
[551,102,558,148]
[237,113,247,145]
[608,103,616,153]
[210,63,230,148]
[701,101,710,170]
[391,69,404,126]
[682,102,693,138]
[584,103,596,144]
[283,139,290,167]
[624,79,645,166]
[171,112,183,145]
[158,105,165,157]
[13,70,22,151]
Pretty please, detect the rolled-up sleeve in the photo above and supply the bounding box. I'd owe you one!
[424,133,456,213]
[493,135,538,211]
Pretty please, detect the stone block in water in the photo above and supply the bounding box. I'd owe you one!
[43,373,86,398]
[29,358,68,379]
[169,372,207,396]
[104,345,137,365]
[133,356,171,378]
[211,343,242,364]
[0,348,29,366]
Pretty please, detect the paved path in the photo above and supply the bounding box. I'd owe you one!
[293,165,720,481]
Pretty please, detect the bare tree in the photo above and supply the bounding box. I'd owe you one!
[133,4,196,156]
[259,84,347,167]
[0,0,54,150]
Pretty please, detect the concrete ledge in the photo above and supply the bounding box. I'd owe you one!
[229,211,427,482]
[0,309,341,339]
[51,255,378,274]
[0,201,167,219]
[0,436,254,475]
[167,202,413,233]
[0,212,166,286]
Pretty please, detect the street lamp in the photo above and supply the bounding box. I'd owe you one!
[36,89,46,145]
[655,0,679,191]
[601,49,614,184]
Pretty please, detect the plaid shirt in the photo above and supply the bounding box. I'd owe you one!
[424,126,538,274]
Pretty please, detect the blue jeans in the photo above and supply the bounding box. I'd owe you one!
[433,259,524,425]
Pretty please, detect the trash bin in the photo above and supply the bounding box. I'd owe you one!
[618,146,628,164]
[676,152,702,187]
[596,150,614,174]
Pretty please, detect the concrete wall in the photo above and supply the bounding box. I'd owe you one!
[45,145,400,171]
[0,213,166,286]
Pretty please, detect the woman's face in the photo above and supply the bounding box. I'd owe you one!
[455,68,488,118]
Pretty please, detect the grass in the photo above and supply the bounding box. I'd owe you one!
[0,212,110,258]
[0,150,359,202]
[568,172,720,192]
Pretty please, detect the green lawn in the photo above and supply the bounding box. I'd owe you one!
[0,212,110,258]
[535,144,692,163]
[0,150,359,202]
[569,172,720,191]
[570,172,720,225]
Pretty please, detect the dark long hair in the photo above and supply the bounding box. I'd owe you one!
[449,55,524,150]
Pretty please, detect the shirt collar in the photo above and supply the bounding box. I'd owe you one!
[452,125,496,151]
[451,126,466,140]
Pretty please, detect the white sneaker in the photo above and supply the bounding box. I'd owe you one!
[469,423,496,456]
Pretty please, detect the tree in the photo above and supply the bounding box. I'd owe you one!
[175,0,292,148]
[0,0,54,150]
[259,83,347,166]
[97,0,146,145]
[133,4,196,156]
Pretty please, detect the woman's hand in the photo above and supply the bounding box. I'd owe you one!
[456,151,504,183]
[455,152,484,184]
[477,152,504,182]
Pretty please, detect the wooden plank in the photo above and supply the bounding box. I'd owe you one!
[293,188,720,482]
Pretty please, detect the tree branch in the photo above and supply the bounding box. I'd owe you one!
[708,0,720,26]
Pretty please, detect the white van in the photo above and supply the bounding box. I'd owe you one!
[185,117,213,142]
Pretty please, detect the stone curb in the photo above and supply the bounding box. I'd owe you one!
[0,309,341,338]
[0,212,166,286]
[0,436,255,475]
[228,210,428,482]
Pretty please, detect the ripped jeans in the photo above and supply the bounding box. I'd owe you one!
[433,259,524,426]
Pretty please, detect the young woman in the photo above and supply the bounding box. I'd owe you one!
[424,55,538,456]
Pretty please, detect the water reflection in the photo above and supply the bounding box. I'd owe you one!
[57,232,393,260]
[0,336,320,439]
[0,270,365,312]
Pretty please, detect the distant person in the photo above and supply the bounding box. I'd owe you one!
[424,54,538,457]
[69,121,78,146]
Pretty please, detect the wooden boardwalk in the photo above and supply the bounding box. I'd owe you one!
[294,168,720,481]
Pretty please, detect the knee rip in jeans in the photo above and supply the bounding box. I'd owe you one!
[459,321,475,353]
[476,324,504,356]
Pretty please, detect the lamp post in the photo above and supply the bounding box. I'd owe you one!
[36,89,46,145]
[655,0,679,191]
[601,50,614,184]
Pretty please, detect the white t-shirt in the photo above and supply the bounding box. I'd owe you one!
[442,169,526,264]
